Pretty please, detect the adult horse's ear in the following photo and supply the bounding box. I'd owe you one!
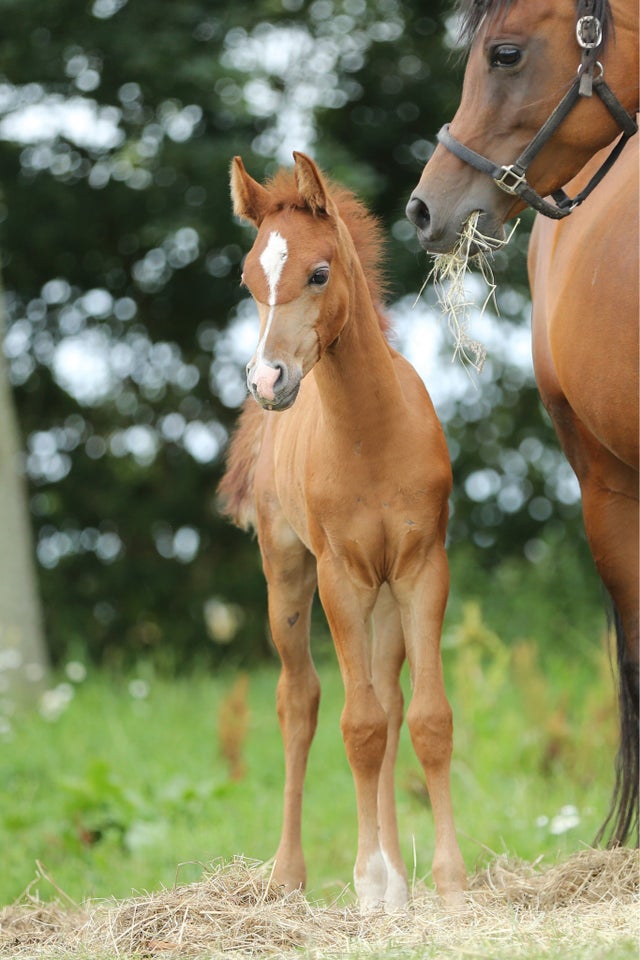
[230,156,271,226]
[293,151,330,216]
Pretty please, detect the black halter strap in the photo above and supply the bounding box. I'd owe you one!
[437,3,638,220]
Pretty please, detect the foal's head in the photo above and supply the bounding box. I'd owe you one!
[231,152,384,411]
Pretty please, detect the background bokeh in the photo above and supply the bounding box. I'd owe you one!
[0,0,595,673]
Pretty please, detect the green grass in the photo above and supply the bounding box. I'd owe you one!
[0,592,620,909]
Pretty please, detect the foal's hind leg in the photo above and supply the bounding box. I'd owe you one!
[371,584,409,908]
[393,545,466,904]
[259,518,319,892]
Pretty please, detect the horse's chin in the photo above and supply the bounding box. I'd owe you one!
[251,383,300,412]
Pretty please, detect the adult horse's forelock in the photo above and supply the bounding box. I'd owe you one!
[455,0,512,47]
[456,0,613,49]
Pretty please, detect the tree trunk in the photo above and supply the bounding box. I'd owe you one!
[0,279,49,705]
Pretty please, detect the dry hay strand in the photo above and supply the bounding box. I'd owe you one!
[84,857,361,957]
[0,857,361,959]
[0,848,638,959]
[468,846,640,909]
[0,901,89,954]
[416,211,519,374]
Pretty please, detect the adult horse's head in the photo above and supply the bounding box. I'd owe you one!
[231,152,366,411]
[406,0,639,253]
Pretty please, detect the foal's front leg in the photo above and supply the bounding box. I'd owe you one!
[317,557,389,910]
[372,585,409,908]
[261,525,319,893]
[395,545,466,904]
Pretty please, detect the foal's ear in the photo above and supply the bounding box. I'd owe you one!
[230,156,271,226]
[293,151,331,216]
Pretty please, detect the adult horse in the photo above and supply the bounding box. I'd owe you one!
[219,152,466,908]
[406,0,638,845]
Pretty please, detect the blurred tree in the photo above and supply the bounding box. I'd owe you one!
[0,273,49,701]
[0,0,592,669]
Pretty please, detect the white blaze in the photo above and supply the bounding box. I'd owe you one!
[255,230,288,364]
[259,230,288,305]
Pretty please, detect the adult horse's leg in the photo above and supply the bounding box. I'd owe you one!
[529,195,639,845]
[542,400,639,845]
[393,545,466,903]
[569,441,637,846]
[260,521,320,892]
[587,466,640,847]
[371,584,409,908]
[317,558,389,910]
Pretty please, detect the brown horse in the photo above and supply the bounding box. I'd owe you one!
[406,0,639,845]
[219,152,466,908]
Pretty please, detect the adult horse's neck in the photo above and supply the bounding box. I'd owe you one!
[540,0,638,184]
[567,0,638,207]
[610,0,639,112]
[311,265,404,439]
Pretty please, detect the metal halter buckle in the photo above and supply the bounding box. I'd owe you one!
[576,15,602,49]
[577,59,604,79]
[494,164,528,195]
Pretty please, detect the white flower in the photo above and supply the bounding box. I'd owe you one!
[549,804,580,835]
[128,679,149,700]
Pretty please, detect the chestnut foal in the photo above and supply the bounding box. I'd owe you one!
[219,152,465,908]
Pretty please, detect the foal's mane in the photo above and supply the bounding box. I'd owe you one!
[263,168,388,316]
[456,0,613,49]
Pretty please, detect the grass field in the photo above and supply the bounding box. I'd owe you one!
[2,553,638,959]
[0,554,640,960]
[0,582,622,909]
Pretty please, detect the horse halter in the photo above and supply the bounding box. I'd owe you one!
[437,0,639,219]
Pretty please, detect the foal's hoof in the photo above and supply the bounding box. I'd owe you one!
[355,850,388,913]
[383,866,409,912]
[440,887,467,912]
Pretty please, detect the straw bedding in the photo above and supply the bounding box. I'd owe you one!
[0,848,637,959]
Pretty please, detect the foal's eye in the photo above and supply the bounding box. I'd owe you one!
[309,266,329,287]
[490,44,522,68]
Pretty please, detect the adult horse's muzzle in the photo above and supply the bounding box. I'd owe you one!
[405,135,514,254]
[406,189,506,255]
[247,357,301,411]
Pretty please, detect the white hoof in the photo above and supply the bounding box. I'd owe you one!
[383,861,409,911]
[355,850,388,912]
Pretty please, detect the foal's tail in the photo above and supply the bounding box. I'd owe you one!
[595,603,639,848]
[217,399,265,533]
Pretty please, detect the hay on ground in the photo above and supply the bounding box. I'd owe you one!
[469,846,640,908]
[0,848,637,959]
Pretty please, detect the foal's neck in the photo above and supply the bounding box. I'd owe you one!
[312,268,404,434]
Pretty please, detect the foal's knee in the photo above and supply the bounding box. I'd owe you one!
[341,696,388,773]
[407,700,453,768]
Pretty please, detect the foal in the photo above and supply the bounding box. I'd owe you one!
[219,152,465,909]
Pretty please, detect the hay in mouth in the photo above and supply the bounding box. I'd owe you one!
[416,212,519,374]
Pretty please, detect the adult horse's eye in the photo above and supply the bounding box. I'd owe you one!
[309,266,329,286]
[490,45,522,68]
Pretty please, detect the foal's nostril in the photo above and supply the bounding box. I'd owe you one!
[250,360,287,402]
[406,195,431,231]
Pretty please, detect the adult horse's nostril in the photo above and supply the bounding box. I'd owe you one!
[405,195,431,231]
